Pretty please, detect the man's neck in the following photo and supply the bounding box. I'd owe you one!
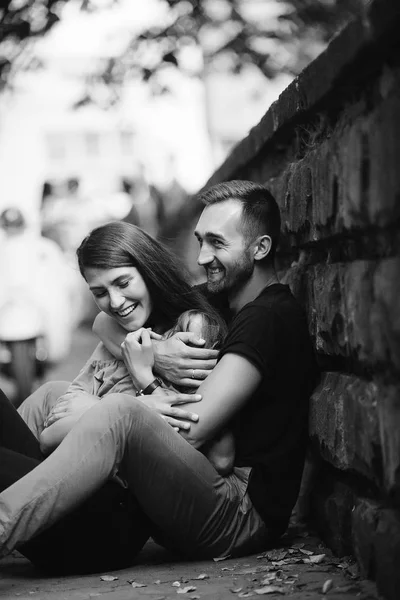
[228,268,279,314]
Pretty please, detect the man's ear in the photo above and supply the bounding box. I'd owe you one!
[253,235,272,261]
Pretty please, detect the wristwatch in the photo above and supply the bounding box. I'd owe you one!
[136,378,162,396]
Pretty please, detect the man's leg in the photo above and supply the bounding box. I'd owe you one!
[17,381,70,440]
[0,389,42,460]
[0,394,269,559]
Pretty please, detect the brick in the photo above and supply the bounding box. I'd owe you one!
[374,508,400,600]
[378,385,400,505]
[371,258,400,371]
[353,499,400,600]
[304,259,400,372]
[368,90,400,226]
[310,472,355,556]
[309,373,381,484]
[352,499,379,578]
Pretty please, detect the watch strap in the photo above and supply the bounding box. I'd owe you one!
[136,378,161,396]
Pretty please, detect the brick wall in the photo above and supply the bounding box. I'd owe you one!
[160,1,400,597]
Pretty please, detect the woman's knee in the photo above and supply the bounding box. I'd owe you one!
[100,394,153,425]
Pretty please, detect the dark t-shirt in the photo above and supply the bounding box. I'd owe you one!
[218,283,318,534]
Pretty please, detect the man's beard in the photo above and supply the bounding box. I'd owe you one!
[206,250,254,296]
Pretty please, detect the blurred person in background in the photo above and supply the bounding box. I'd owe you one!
[0,207,74,364]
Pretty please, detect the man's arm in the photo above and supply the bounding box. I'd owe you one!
[179,353,262,449]
[93,312,218,388]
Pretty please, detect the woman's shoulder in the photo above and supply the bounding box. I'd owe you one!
[90,342,119,363]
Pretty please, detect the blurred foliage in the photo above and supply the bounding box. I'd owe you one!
[95,0,370,95]
[0,0,370,92]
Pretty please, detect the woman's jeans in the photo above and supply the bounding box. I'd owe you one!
[0,384,149,573]
[0,393,271,560]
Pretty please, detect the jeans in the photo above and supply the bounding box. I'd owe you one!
[0,393,271,560]
[0,384,150,573]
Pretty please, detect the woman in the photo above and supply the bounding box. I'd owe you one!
[0,221,272,568]
[0,221,231,574]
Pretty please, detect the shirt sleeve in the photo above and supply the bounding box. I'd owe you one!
[57,342,109,399]
[219,305,282,375]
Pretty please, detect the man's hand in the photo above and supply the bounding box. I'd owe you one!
[140,391,201,431]
[153,332,218,389]
[44,392,100,427]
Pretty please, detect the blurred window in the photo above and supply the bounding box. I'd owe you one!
[120,130,134,155]
[85,132,100,156]
[46,134,66,160]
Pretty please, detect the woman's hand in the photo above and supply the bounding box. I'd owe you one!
[121,328,155,389]
[44,392,100,427]
[139,391,201,431]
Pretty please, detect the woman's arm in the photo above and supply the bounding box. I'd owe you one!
[39,393,101,454]
[94,312,218,388]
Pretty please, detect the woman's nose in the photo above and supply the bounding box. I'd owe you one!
[109,290,124,310]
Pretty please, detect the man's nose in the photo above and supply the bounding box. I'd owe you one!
[109,289,124,310]
[197,244,214,266]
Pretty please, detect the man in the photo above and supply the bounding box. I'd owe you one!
[0,181,317,561]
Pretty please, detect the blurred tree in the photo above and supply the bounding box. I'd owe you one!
[94,0,370,94]
[0,0,370,92]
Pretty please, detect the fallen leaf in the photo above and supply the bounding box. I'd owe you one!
[100,575,118,581]
[230,587,243,593]
[129,581,147,588]
[260,575,277,585]
[172,581,181,587]
[254,586,286,595]
[291,543,305,549]
[236,565,270,575]
[334,584,359,593]
[221,567,235,571]
[322,579,333,594]
[238,593,254,598]
[177,586,197,594]
[303,553,326,564]
[264,549,288,561]
[196,573,209,579]
[154,579,161,584]
[299,548,313,555]
[346,564,359,579]
[213,555,230,561]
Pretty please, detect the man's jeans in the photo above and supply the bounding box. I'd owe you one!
[0,394,271,559]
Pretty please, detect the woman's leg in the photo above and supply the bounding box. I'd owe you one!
[0,387,149,573]
[0,394,270,559]
[17,381,70,440]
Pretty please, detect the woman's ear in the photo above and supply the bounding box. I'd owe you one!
[253,235,272,261]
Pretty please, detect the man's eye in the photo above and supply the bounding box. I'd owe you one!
[213,240,224,248]
[119,281,129,289]
[93,290,106,298]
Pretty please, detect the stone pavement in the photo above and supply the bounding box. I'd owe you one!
[0,528,379,600]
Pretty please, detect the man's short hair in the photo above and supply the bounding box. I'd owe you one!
[198,180,281,260]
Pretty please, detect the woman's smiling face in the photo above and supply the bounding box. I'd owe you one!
[85,266,153,332]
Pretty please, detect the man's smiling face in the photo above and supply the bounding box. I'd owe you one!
[195,199,254,296]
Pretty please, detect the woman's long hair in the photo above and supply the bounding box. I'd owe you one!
[77,221,225,334]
